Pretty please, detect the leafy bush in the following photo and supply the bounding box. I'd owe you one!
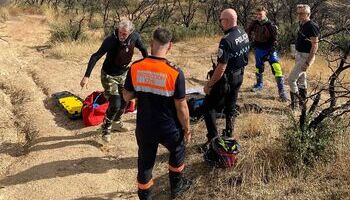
[169,23,220,42]
[87,19,103,30]
[49,19,86,43]
[317,32,350,55]
[276,23,298,54]
[283,115,346,174]
[135,23,220,45]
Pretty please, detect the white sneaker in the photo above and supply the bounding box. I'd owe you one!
[112,121,130,132]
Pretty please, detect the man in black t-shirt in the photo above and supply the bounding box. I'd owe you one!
[288,4,320,109]
[80,18,148,142]
[202,8,249,148]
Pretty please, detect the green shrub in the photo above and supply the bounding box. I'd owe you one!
[277,23,298,54]
[49,20,86,43]
[136,23,220,46]
[169,23,220,42]
[87,19,103,30]
[283,116,346,174]
[319,32,350,54]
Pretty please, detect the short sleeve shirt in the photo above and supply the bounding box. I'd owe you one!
[296,20,320,53]
[217,27,250,72]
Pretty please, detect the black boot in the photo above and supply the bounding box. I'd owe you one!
[138,188,152,200]
[223,116,235,137]
[298,88,307,108]
[169,172,192,199]
[290,92,298,110]
[101,117,112,142]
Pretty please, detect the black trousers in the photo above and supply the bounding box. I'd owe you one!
[105,85,127,121]
[203,69,244,141]
[136,128,185,186]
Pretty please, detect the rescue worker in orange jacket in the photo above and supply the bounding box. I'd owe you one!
[123,28,192,200]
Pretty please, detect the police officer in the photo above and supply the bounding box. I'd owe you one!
[123,28,192,200]
[80,18,148,142]
[202,9,250,148]
[246,6,288,101]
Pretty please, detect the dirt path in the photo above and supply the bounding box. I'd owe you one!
[0,15,156,200]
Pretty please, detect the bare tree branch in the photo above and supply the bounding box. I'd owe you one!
[322,24,350,38]
[309,100,350,130]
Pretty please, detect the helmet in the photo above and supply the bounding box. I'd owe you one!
[204,136,240,168]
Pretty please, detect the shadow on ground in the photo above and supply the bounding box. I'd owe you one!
[43,96,85,131]
[0,156,137,186]
[0,131,101,157]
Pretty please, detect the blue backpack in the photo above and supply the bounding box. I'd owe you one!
[187,93,205,123]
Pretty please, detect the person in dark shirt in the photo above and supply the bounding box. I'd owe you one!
[288,4,320,109]
[246,6,288,101]
[123,28,192,200]
[202,8,250,150]
[80,18,148,142]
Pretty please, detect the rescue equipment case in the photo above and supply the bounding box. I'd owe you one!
[52,91,84,119]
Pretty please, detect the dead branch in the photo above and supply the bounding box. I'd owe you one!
[322,24,350,38]
[309,100,350,130]
[308,92,321,114]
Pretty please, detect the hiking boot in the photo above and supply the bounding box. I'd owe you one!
[112,121,130,132]
[138,188,152,200]
[251,83,263,92]
[276,77,289,102]
[102,133,111,143]
[100,117,112,143]
[222,129,233,138]
[279,92,289,102]
[170,177,192,199]
[251,73,263,92]
[224,116,235,138]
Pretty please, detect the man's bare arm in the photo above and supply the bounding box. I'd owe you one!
[174,97,191,143]
[306,37,318,65]
[207,62,227,87]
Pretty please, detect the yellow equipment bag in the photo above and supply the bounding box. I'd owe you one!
[52,91,84,119]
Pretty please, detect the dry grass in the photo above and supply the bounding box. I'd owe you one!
[0,6,349,199]
[47,41,101,61]
[0,7,9,22]
[238,113,274,139]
